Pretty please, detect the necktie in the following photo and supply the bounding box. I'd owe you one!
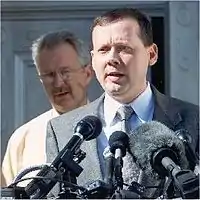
[116,106,141,187]
[117,106,134,134]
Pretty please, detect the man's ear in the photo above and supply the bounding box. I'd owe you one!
[90,50,95,71]
[90,50,94,57]
[83,64,94,85]
[148,43,158,66]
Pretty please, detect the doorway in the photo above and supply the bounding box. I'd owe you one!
[151,17,165,94]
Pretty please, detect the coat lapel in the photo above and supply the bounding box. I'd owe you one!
[151,85,183,130]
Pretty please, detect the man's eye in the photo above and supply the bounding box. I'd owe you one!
[98,47,110,53]
[61,70,70,76]
[46,72,54,77]
[117,46,133,53]
[62,69,70,73]
[40,72,53,77]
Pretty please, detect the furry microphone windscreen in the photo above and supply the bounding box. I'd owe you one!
[129,121,189,179]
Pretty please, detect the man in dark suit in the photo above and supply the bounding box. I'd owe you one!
[46,8,199,198]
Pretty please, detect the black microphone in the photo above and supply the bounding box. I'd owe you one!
[51,115,102,169]
[25,115,102,199]
[109,131,129,189]
[109,131,129,157]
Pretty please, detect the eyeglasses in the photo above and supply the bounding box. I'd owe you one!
[38,67,83,84]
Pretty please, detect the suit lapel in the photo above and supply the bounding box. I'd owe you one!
[151,85,183,130]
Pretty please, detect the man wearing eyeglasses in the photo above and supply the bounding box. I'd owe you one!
[2,30,93,186]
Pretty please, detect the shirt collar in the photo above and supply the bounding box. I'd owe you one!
[51,108,60,118]
[130,82,154,122]
[104,82,154,126]
[104,94,123,126]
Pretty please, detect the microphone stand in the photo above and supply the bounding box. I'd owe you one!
[25,149,84,199]
[56,149,86,199]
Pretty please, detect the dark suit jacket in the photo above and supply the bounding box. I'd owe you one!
[46,86,199,197]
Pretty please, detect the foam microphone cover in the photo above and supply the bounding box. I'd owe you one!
[129,121,189,179]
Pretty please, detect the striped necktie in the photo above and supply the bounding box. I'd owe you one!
[117,105,134,134]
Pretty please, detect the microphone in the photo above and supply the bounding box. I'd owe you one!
[129,121,189,179]
[25,115,102,199]
[51,115,102,169]
[109,131,129,189]
[128,121,200,199]
[109,131,129,157]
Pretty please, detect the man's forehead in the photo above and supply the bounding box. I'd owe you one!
[92,19,140,47]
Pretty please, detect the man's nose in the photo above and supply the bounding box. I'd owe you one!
[107,58,120,66]
[53,72,65,87]
[106,49,120,66]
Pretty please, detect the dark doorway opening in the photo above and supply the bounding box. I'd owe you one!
[151,17,165,94]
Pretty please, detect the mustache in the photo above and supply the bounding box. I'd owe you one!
[52,88,70,95]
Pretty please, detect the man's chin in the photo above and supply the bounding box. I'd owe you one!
[105,86,131,102]
[54,105,73,114]
[105,84,123,95]
[53,100,74,114]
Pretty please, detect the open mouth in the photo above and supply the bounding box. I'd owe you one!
[106,72,124,81]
